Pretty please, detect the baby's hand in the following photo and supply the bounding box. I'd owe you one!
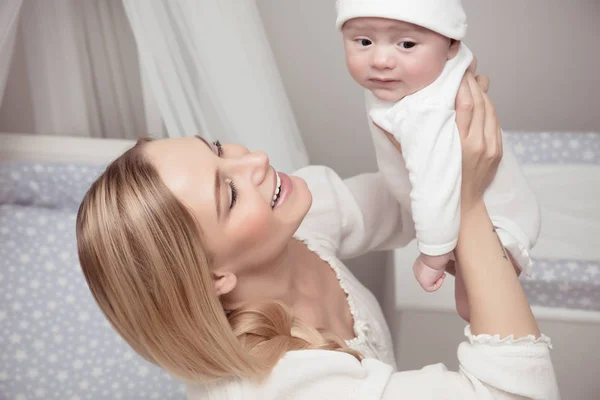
[413,253,451,292]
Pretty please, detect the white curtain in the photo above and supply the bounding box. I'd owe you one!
[0,0,150,139]
[0,0,307,172]
[123,0,309,172]
[0,0,23,110]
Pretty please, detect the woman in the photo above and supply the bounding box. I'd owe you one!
[76,72,559,399]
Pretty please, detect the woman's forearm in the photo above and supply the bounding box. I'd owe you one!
[456,201,540,338]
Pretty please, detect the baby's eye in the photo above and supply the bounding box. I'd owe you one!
[358,38,373,47]
[399,41,416,49]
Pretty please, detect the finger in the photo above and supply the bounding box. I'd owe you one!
[428,273,447,292]
[481,91,504,164]
[455,73,475,140]
[475,74,490,93]
[482,91,497,148]
[495,105,503,160]
[497,124,504,160]
[467,56,478,75]
[466,73,486,145]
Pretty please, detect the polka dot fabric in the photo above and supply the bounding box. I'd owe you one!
[0,163,105,209]
[0,162,184,400]
[506,131,599,165]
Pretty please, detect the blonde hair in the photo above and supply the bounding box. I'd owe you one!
[76,138,361,383]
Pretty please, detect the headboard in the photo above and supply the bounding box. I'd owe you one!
[0,133,135,164]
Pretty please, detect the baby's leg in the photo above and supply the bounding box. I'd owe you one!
[413,253,451,292]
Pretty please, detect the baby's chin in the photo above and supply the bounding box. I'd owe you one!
[369,87,406,103]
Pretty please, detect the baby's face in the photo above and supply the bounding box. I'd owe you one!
[342,17,458,102]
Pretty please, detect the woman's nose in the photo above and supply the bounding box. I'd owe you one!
[239,151,270,186]
[372,47,397,70]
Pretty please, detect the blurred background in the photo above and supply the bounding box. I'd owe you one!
[2,0,599,172]
[1,1,599,399]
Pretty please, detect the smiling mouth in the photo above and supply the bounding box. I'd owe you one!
[271,172,282,208]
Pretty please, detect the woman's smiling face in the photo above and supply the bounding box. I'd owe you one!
[143,136,312,274]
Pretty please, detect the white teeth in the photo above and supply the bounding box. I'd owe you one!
[271,172,282,208]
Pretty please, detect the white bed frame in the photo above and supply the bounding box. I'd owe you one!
[0,133,135,164]
[3,132,598,398]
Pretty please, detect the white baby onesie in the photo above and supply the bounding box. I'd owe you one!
[367,43,540,272]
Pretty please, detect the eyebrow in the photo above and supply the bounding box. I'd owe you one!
[194,136,221,219]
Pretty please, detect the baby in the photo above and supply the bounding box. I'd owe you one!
[336,0,540,318]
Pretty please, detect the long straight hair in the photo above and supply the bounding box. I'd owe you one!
[76,139,361,383]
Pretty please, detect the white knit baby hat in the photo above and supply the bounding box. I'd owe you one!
[335,0,467,40]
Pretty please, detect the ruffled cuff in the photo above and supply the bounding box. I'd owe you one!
[464,325,553,349]
[459,325,559,399]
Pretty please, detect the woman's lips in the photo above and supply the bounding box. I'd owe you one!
[273,172,292,210]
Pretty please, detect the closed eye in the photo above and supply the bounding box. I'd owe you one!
[212,141,237,209]
[228,180,237,209]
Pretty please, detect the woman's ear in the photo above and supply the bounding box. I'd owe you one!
[448,39,461,60]
[212,271,237,296]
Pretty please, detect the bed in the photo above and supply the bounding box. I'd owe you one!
[1,131,599,399]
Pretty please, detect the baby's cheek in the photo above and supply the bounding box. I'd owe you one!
[406,59,441,90]
[347,56,368,80]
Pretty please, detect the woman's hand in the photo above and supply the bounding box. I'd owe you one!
[455,71,502,214]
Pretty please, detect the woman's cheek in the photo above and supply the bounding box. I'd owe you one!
[233,208,275,245]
